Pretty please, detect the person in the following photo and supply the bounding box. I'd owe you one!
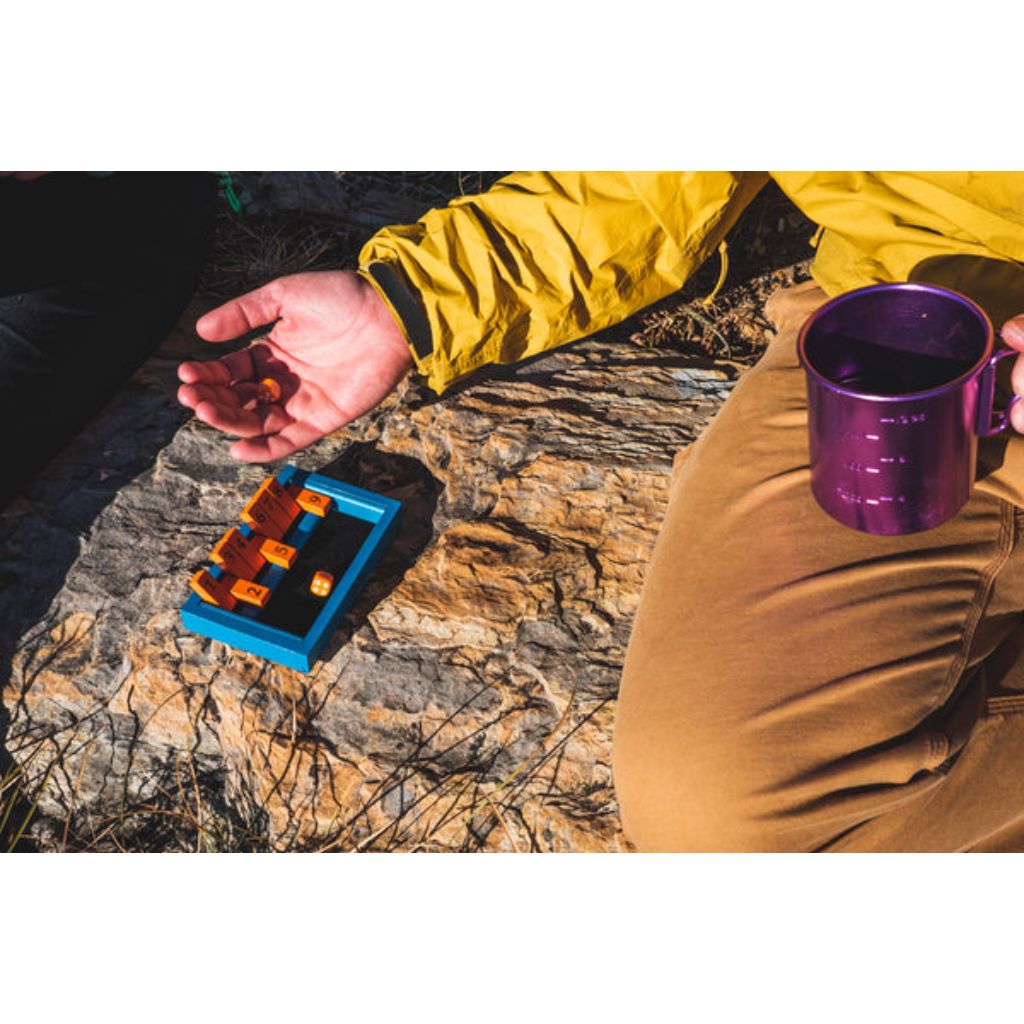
[0,171,219,507]
[177,172,1024,851]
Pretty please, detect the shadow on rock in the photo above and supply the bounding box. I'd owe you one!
[0,370,193,832]
[313,442,443,663]
[402,337,748,411]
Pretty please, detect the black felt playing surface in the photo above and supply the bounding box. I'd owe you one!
[257,511,375,636]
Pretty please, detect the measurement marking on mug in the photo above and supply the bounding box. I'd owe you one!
[878,413,926,425]
[837,486,907,506]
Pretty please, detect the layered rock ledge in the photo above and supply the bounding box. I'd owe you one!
[0,173,811,851]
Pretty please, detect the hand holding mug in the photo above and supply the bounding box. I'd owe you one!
[1001,315,1024,434]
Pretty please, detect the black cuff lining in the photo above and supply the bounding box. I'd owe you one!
[366,262,433,361]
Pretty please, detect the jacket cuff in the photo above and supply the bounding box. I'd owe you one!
[357,261,435,377]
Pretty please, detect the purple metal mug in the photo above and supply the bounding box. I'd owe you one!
[797,282,1020,535]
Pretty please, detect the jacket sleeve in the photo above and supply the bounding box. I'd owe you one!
[358,171,769,394]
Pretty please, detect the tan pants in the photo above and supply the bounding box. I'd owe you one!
[613,272,1024,852]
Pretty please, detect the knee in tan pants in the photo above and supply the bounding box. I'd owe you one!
[612,282,1024,852]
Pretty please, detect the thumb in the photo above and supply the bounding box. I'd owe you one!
[1000,315,1024,352]
[196,281,284,342]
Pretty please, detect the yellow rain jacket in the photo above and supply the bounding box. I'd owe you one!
[358,172,1024,395]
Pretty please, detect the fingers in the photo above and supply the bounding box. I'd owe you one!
[1011,400,1024,435]
[195,281,284,342]
[1013,356,1024,410]
[177,336,301,446]
[177,380,263,411]
[177,347,265,389]
[1002,318,1024,433]
[178,359,233,388]
[1002,316,1024,350]
[1005,316,1024,398]
[229,422,327,462]
[192,397,292,439]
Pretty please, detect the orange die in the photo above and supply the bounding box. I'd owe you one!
[310,571,334,598]
[256,378,282,404]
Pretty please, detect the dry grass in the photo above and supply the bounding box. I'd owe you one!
[6,682,608,854]
[628,259,813,365]
[199,171,505,301]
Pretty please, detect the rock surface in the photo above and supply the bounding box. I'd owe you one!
[0,173,807,851]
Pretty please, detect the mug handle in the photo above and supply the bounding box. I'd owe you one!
[977,348,1022,437]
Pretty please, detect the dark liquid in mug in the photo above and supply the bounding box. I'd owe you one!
[823,335,976,395]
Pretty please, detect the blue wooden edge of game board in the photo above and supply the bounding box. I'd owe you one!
[180,464,402,672]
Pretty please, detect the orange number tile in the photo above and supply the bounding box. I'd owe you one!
[229,578,271,609]
[211,526,264,579]
[259,537,297,569]
[241,491,289,539]
[258,477,300,520]
[296,488,333,517]
[190,569,238,611]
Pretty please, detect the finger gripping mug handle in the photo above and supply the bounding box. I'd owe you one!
[978,347,1022,437]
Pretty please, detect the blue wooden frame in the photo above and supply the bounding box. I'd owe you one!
[180,465,402,672]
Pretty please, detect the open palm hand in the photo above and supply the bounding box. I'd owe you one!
[177,270,414,461]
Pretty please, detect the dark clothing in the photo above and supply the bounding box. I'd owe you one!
[0,172,218,505]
